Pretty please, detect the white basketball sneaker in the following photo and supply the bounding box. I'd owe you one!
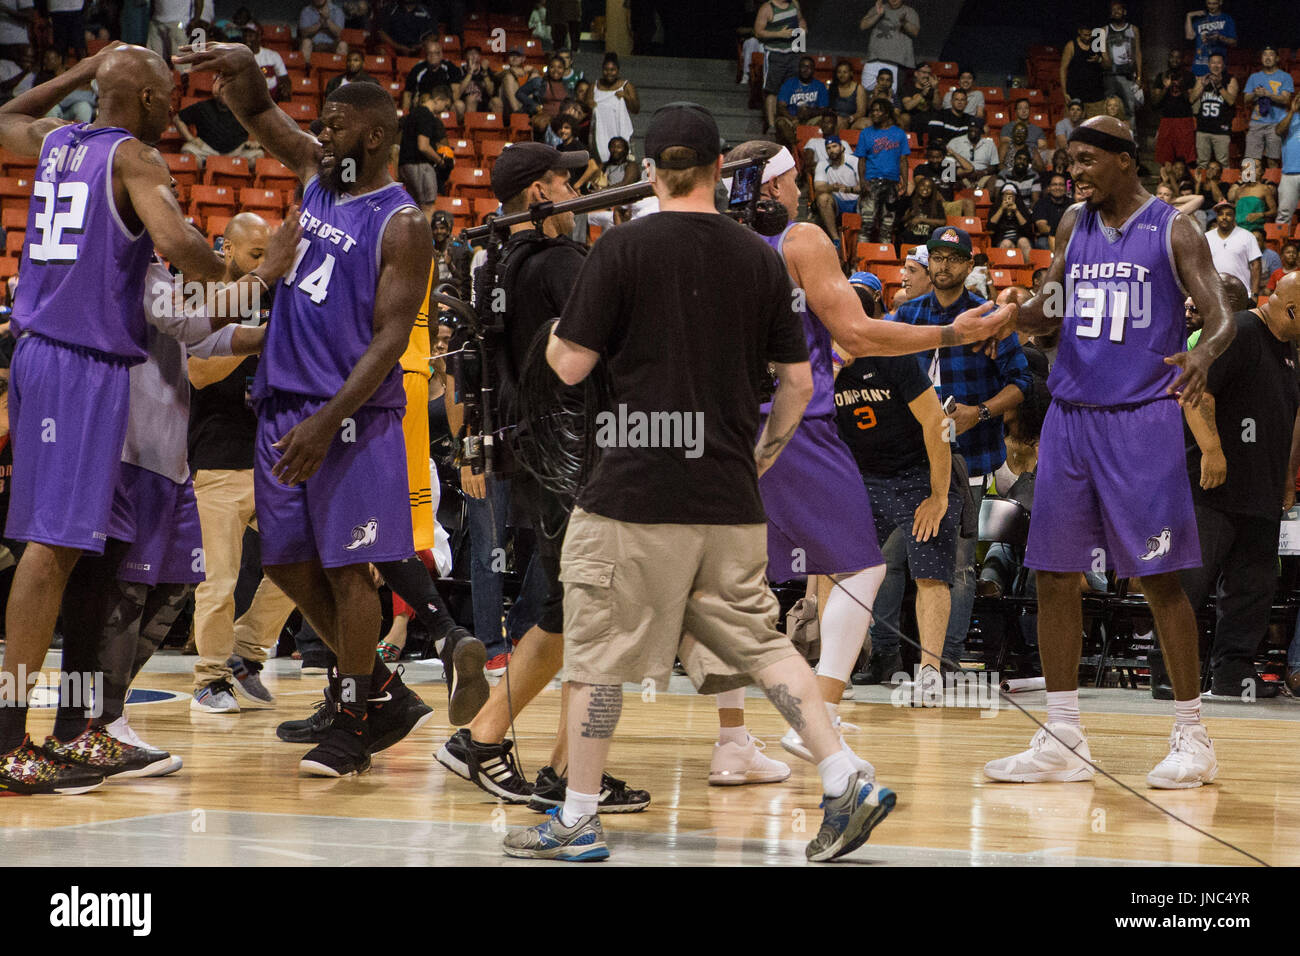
[104,715,183,776]
[708,736,792,786]
[779,718,875,779]
[984,722,1095,783]
[1146,723,1218,789]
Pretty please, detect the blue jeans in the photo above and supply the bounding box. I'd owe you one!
[464,475,548,656]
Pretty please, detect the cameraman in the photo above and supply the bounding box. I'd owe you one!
[437,142,651,810]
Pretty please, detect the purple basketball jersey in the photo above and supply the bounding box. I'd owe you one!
[12,124,153,360]
[761,223,834,419]
[1048,196,1187,406]
[254,176,418,408]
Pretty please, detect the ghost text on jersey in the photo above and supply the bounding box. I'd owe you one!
[298,209,358,253]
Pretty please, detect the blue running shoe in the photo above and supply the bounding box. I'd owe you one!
[805,770,897,862]
[502,808,610,861]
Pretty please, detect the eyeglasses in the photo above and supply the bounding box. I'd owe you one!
[929,252,965,266]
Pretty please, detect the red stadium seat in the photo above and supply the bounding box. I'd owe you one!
[239,187,283,213]
[255,157,298,198]
[165,152,201,191]
[447,166,492,198]
[203,155,255,189]
[857,243,898,266]
[188,184,237,226]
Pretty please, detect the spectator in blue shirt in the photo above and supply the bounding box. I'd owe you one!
[1185,0,1236,77]
[888,225,1031,661]
[1244,46,1293,169]
[773,55,830,148]
[853,97,910,242]
[1276,92,1300,226]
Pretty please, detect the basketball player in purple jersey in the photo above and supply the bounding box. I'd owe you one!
[0,44,238,795]
[718,141,1013,770]
[985,117,1236,789]
[175,42,436,777]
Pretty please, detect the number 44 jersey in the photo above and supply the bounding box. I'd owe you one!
[1048,195,1187,407]
[13,124,154,361]
[253,175,418,410]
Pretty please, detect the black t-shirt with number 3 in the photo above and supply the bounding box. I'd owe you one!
[834,353,934,477]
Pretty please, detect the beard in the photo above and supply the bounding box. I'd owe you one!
[319,139,367,194]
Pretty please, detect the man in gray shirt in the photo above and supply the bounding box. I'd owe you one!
[859,0,919,94]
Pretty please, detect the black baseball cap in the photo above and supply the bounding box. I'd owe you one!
[490,141,589,202]
[644,102,720,169]
[927,225,973,258]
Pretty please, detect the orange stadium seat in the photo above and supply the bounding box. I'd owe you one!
[239,188,283,214]
[165,152,200,190]
[255,157,298,198]
[447,166,492,199]
[203,155,254,189]
[188,184,236,226]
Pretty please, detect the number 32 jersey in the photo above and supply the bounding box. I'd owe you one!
[13,124,154,361]
[254,176,418,410]
[1048,196,1187,407]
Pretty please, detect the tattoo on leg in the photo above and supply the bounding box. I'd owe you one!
[763,682,806,733]
[578,684,623,739]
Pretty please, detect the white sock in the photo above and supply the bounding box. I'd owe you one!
[560,788,599,826]
[717,725,749,746]
[815,566,886,683]
[1046,690,1081,727]
[1174,697,1202,727]
[817,749,858,798]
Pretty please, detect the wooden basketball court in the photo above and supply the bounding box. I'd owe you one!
[1,654,1296,867]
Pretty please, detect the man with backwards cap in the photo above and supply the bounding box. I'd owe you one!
[985,116,1236,788]
[687,139,1009,801]
[502,104,995,862]
[896,244,931,307]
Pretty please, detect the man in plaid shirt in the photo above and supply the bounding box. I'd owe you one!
[885,225,1031,665]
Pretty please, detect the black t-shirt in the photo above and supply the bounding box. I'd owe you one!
[555,212,807,525]
[1185,310,1300,517]
[189,355,259,470]
[1156,69,1196,119]
[924,109,970,149]
[383,3,434,47]
[398,105,446,166]
[913,158,957,201]
[501,232,587,384]
[1031,194,1070,236]
[405,60,464,97]
[834,354,933,476]
[179,100,251,154]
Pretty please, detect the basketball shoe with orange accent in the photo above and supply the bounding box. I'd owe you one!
[0,736,104,794]
[44,726,175,779]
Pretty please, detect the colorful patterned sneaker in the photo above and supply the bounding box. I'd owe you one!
[442,627,490,726]
[0,736,104,794]
[104,716,182,777]
[228,655,275,707]
[43,726,172,779]
[191,679,239,714]
[502,808,609,861]
[435,728,473,780]
[527,767,650,813]
[805,771,897,862]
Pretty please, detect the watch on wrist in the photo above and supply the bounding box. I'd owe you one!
[978,403,991,422]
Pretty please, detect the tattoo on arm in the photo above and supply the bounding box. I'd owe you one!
[578,684,623,739]
[762,681,806,733]
[939,325,959,347]
[137,144,168,168]
[755,420,800,473]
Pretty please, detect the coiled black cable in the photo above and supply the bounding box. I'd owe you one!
[510,319,611,537]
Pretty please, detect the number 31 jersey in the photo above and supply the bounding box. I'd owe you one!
[1048,196,1186,407]
[254,176,418,410]
[13,124,154,361]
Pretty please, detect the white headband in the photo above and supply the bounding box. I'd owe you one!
[722,146,797,195]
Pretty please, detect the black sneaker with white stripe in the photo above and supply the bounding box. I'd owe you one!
[465,737,533,803]
[442,627,489,726]
[435,728,472,780]
[527,765,651,814]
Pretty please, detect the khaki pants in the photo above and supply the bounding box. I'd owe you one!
[181,140,265,167]
[192,468,296,690]
[559,508,799,691]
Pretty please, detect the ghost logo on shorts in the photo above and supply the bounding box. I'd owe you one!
[345,518,379,551]
[1139,527,1172,562]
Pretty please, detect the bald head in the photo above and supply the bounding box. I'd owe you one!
[94,44,174,144]
[1078,114,1134,145]
[223,212,270,280]
[1218,272,1252,313]
[1265,271,1300,341]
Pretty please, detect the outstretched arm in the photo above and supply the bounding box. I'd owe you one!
[783,222,1013,358]
[0,44,115,153]
[270,206,433,484]
[119,143,226,281]
[1013,203,1077,336]
[174,42,320,183]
